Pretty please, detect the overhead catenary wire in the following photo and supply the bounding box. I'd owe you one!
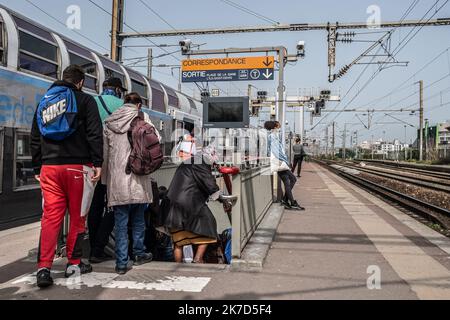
[310,1,419,130]
[219,0,280,26]
[316,0,449,131]
[105,0,229,95]
[359,46,450,109]
[24,0,112,53]
[335,1,447,117]
[87,0,181,63]
[367,73,450,111]
[367,75,450,127]
[137,0,178,32]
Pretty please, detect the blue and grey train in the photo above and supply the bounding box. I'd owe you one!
[0,5,202,230]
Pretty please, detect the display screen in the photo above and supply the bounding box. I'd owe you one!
[203,97,249,128]
[208,102,244,123]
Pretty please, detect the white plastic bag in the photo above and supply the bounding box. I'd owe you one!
[183,245,194,263]
[80,166,97,217]
[270,153,290,174]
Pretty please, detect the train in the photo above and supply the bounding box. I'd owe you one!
[0,4,203,230]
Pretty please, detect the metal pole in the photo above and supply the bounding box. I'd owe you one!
[327,25,337,83]
[419,80,424,161]
[277,48,286,146]
[178,67,182,92]
[147,48,153,79]
[300,104,305,143]
[275,48,286,203]
[110,0,124,62]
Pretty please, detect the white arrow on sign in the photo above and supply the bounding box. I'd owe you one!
[263,69,273,79]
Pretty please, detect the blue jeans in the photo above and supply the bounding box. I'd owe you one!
[113,204,147,268]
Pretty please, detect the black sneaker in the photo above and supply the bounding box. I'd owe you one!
[290,201,305,211]
[65,261,93,278]
[134,252,153,266]
[280,198,290,208]
[115,266,128,275]
[36,268,53,288]
[280,199,291,209]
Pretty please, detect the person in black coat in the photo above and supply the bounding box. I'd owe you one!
[164,141,220,263]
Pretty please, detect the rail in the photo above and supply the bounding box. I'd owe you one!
[316,160,450,231]
[333,161,450,193]
[354,159,450,174]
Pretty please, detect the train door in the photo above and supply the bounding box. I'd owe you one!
[184,118,195,136]
[13,129,39,191]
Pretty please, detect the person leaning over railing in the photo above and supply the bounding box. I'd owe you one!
[163,139,222,264]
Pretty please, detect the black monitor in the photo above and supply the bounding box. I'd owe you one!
[203,97,250,128]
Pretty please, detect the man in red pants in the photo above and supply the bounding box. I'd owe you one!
[31,65,103,288]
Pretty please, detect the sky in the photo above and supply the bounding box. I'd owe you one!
[2,0,450,146]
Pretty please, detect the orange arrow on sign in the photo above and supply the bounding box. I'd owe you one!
[263,56,273,67]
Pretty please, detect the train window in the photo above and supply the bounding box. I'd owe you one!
[14,131,39,191]
[19,53,58,78]
[19,31,57,61]
[149,80,166,113]
[163,85,179,108]
[69,53,97,91]
[18,31,58,79]
[131,79,148,105]
[0,128,3,193]
[104,68,126,89]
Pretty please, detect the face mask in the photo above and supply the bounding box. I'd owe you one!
[102,88,121,98]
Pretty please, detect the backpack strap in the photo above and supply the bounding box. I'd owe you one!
[98,96,113,115]
[125,111,144,175]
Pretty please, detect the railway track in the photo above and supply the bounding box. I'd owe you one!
[317,160,450,232]
[336,161,450,193]
[354,159,450,178]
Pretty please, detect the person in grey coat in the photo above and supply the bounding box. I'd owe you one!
[102,92,161,274]
[292,138,307,177]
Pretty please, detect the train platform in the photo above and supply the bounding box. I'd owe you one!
[0,162,450,299]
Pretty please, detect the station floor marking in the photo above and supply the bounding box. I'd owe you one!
[7,271,211,293]
[317,168,450,300]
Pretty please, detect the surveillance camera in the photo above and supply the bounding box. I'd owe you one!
[296,41,306,58]
[179,39,192,47]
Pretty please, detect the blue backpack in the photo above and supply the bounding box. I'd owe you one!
[37,86,78,141]
[222,228,232,264]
